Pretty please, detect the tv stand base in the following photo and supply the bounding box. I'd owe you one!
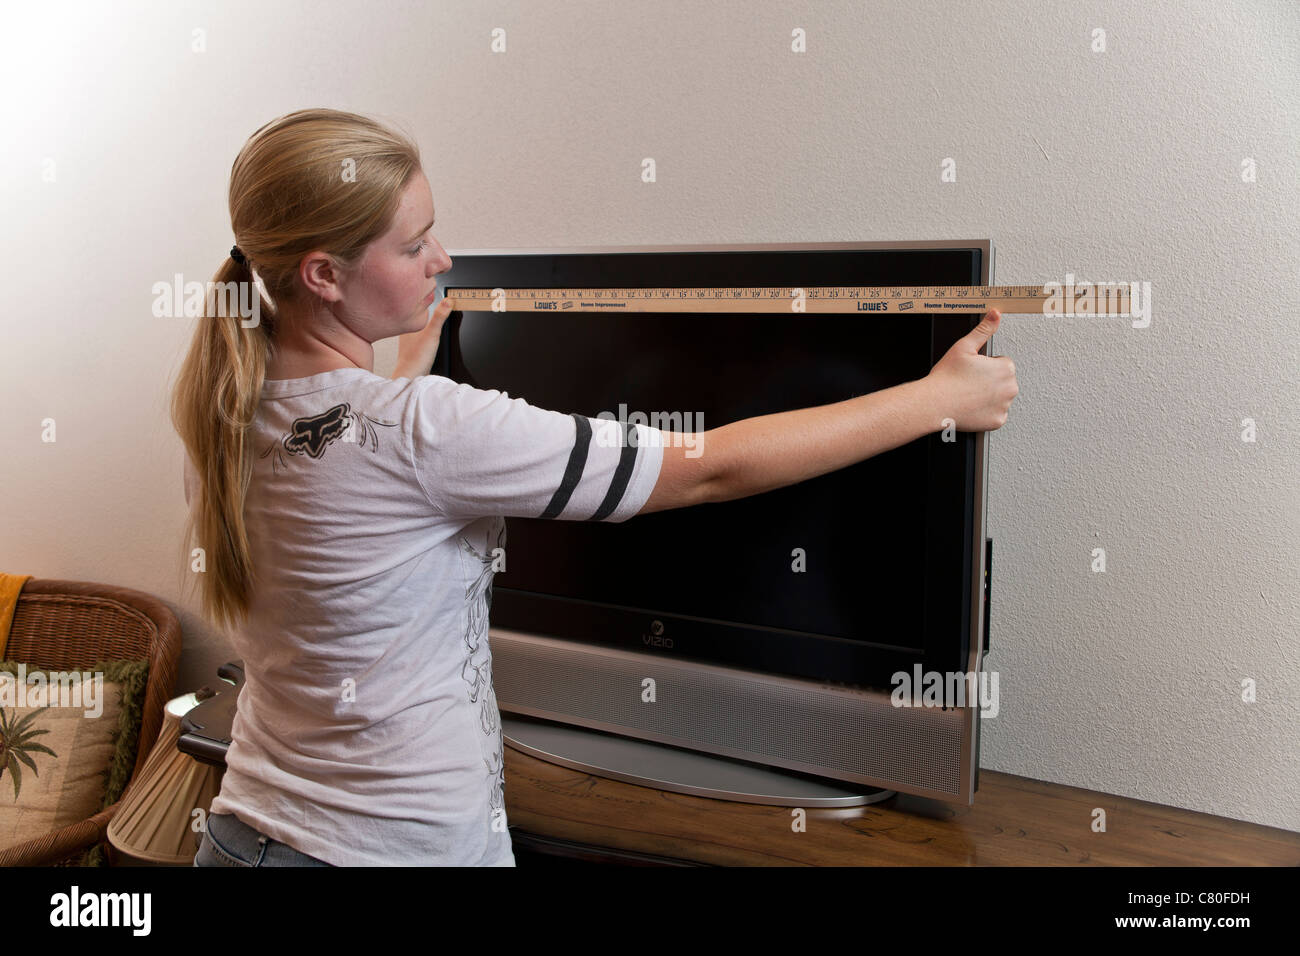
[503,714,896,808]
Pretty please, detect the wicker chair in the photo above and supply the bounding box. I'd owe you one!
[0,579,181,866]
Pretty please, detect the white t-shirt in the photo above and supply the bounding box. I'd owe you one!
[189,367,665,866]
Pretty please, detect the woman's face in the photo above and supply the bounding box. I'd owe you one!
[341,170,452,340]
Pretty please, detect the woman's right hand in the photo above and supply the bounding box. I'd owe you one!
[922,309,1019,431]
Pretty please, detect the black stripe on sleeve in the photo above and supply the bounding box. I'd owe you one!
[539,413,592,518]
[590,421,639,521]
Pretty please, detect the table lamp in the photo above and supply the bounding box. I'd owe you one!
[106,690,224,866]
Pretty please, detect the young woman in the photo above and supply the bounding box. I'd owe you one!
[175,108,1018,868]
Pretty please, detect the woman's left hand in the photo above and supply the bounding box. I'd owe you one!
[393,295,455,380]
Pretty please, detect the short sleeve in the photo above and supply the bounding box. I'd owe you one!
[411,377,665,523]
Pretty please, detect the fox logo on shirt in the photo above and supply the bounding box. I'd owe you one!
[261,404,396,473]
[285,404,351,459]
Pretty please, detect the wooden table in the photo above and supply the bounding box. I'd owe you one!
[504,742,1300,866]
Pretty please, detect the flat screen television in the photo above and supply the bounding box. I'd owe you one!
[434,240,994,804]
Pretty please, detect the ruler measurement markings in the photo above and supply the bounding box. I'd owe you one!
[443,284,1130,315]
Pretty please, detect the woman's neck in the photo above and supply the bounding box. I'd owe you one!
[265,301,374,379]
[265,351,367,380]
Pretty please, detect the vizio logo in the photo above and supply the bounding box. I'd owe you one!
[643,620,673,649]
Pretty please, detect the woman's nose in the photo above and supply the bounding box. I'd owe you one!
[429,237,452,274]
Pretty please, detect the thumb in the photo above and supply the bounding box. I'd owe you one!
[959,309,1001,352]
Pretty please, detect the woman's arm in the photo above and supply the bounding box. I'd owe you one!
[702,377,944,505]
[639,377,940,514]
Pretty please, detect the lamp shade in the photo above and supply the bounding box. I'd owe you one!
[106,693,223,865]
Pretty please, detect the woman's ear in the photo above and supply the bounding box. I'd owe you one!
[298,251,346,303]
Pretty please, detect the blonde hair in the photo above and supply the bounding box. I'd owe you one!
[170,108,422,631]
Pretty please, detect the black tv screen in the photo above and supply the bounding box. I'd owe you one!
[436,243,988,693]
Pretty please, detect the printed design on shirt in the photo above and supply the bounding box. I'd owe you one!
[258,403,397,474]
[459,515,507,818]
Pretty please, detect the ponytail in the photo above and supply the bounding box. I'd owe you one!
[170,253,274,631]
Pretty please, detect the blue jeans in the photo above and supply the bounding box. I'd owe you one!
[193,811,334,867]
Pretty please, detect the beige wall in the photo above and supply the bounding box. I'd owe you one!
[1,0,1296,831]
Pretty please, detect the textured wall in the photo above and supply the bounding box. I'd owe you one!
[1,0,1295,831]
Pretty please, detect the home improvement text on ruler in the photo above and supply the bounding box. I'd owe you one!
[443,284,1137,316]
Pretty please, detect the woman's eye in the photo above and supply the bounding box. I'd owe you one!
[409,239,427,256]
